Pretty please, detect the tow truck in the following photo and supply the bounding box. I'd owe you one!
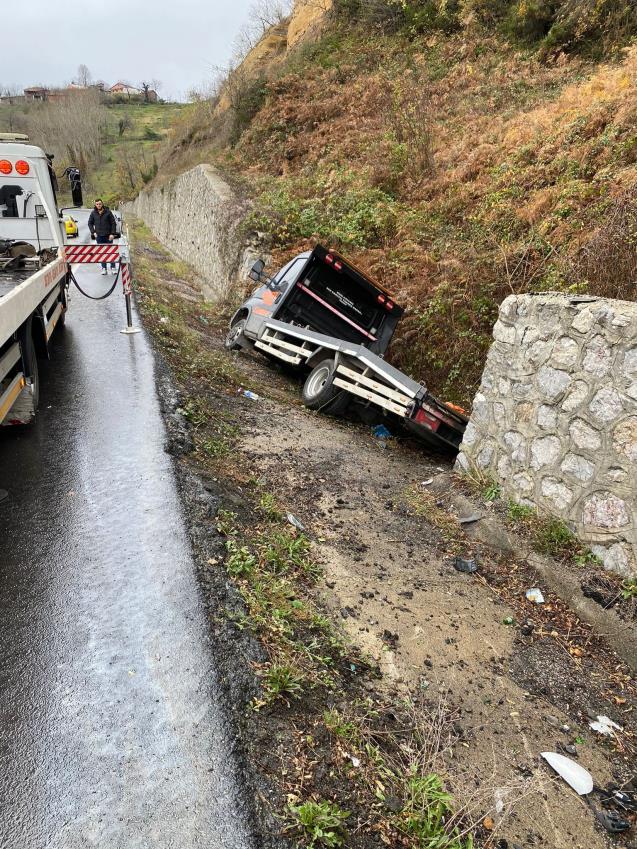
[0,134,80,425]
[226,245,467,452]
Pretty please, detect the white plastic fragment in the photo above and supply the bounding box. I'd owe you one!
[541,752,594,796]
[421,478,434,486]
[351,756,361,768]
[286,513,305,531]
[526,588,545,604]
[589,715,622,736]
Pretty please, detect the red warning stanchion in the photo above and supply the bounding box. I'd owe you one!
[119,259,140,335]
[63,243,140,335]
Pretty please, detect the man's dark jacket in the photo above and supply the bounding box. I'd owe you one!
[88,206,117,238]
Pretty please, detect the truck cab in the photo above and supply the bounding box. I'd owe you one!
[0,136,66,251]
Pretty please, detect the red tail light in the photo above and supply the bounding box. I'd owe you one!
[15,160,30,175]
[0,160,12,174]
[325,253,334,264]
[377,294,385,303]
[414,407,440,431]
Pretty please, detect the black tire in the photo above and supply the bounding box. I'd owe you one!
[225,318,247,350]
[20,329,39,412]
[302,359,350,416]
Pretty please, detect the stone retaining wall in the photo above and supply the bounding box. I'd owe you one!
[456,293,637,577]
[125,165,264,303]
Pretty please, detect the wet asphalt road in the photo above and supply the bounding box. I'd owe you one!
[0,239,253,848]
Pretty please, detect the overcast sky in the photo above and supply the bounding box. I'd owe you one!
[2,0,256,101]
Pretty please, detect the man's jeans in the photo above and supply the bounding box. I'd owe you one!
[96,235,117,270]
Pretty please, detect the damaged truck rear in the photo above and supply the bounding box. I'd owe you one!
[226,244,467,452]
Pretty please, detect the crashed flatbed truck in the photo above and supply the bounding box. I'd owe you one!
[227,245,467,452]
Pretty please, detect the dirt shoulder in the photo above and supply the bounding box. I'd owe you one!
[130,221,636,849]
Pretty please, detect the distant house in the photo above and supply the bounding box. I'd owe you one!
[109,82,142,96]
[24,87,49,102]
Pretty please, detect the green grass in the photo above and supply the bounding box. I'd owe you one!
[289,799,351,848]
[398,771,473,849]
[90,102,184,204]
[621,579,637,600]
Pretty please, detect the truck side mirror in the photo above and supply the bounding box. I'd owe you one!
[248,259,265,282]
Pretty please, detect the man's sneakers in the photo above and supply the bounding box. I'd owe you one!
[111,266,118,275]
[101,268,107,275]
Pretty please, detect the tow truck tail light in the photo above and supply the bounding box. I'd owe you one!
[15,160,29,175]
[386,300,394,311]
[333,260,342,271]
[377,294,385,303]
[325,253,334,264]
[0,160,12,175]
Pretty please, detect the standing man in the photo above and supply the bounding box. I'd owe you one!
[88,199,118,275]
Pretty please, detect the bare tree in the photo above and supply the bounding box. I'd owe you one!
[76,64,92,87]
[25,89,107,169]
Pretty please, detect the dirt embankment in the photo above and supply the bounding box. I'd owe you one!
[131,225,637,849]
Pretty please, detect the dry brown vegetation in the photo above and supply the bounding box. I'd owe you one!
[156,5,637,406]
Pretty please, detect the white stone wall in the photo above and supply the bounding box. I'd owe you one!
[124,165,265,303]
[457,293,637,577]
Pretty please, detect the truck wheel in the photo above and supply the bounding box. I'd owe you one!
[225,318,247,350]
[20,330,40,411]
[302,359,350,416]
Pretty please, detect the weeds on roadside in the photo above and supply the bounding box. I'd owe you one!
[622,579,637,600]
[288,799,350,848]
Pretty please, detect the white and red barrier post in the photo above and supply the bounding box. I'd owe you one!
[63,243,140,335]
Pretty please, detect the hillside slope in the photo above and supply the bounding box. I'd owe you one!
[168,2,637,404]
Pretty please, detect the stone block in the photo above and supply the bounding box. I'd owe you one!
[562,380,590,413]
[591,542,633,577]
[537,405,558,430]
[582,335,613,378]
[537,366,571,401]
[612,416,637,462]
[552,336,579,368]
[531,435,561,470]
[588,387,624,424]
[569,418,602,451]
[582,492,631,530]
[503,431,527,463]
[571,308,595,334]
[493,320,516,344]
[561,453,595,482]
[541,477,574,510]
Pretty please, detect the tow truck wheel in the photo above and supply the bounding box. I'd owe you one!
[302,358,350,416]
[225,318,247,350]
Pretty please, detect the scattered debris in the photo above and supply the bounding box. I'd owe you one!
[459,514,482,525]
[286,513,305,531]
[589,715,622,736]
[601,787,637,813]
[454,556,478,574]
[242,390,260,401]
[541,752,593,795]
[421,478,434,486]
[525,588,545,604]
[502,616,515,625]
[372,424,392,439]
[594,808,630,833]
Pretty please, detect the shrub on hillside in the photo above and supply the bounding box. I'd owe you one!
[567,186,637,300]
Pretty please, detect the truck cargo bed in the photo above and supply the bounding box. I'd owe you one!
[0,267,34,298]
